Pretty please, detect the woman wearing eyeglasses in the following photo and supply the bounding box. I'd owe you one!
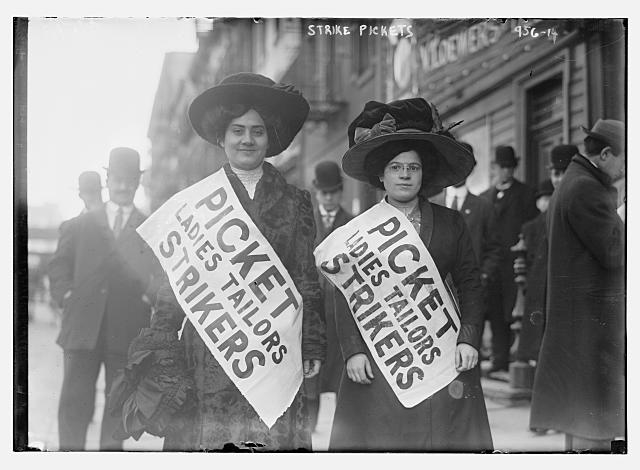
[328,98,493,451]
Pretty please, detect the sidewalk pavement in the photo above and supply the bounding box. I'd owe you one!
[27,302,563,453]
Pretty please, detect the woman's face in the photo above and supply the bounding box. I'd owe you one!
[222,109,269,170]
[380,150,423,204]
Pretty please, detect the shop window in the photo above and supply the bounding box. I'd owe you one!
[526,76,564,185]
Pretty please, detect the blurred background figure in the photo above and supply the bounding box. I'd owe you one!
[549,145,577,189]
[480,146,538,378]
[512,180,554,368]
[433,142,502,364]
[307,160,353,431]
[77,171,103,213]
[48,147,160,451]
[514,144,575,382]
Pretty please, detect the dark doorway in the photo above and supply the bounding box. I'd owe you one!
[526,76,564,186]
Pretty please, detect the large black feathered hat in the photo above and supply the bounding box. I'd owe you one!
[341,98,475,197]
[188,72,310,157]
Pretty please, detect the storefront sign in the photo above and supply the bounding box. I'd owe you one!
[418,21,509,73]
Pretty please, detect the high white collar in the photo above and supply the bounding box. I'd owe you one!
[230,164,264,199]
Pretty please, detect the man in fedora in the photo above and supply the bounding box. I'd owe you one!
[307,160,353,430]
[78,171,103,214]
[480,146,538,376]
[531,119,626,450]
[49,147,161,450]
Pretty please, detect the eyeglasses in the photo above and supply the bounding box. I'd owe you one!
[385,163,423,174]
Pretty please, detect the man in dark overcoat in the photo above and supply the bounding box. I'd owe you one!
[48,148,160,450]
[480,146,538,374]
[516,145,576,364]
[305,160,352,430]
[530,119,625,450]
[442,143,502,290]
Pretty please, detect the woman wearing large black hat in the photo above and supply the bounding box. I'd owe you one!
[116,73,325,451]
[329,98,493,451]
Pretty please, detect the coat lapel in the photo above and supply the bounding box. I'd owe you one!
[79,206,116,279]
[419,199,434,248]
[333,207,351,229]
[119,208,144,241]
[253,162,285,217]
[93,205,116,245]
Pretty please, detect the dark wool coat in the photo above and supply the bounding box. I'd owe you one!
[48,206,159,354]
[530,156,625,440]
[430,191,502,281]
[329,200,493,452]
[313,206,353,393]
[480,179,538,321]
[149,162,326,451]
[458,193,502,281]
[516,212,548,362]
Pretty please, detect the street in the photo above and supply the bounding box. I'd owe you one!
[27,302,563,453]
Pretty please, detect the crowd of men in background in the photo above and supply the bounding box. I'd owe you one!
[43,118,625,452]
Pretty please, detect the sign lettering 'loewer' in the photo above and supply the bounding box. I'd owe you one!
[314,199,461,407]
[137,168,303,428]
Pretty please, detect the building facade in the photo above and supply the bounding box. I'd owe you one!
[147,18,626,211]
[388,18,626,194]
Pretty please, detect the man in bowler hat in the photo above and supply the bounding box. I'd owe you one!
[49,147,161,450]
[78,170,103,213]
[307,160,353,430]
[548,144,577,189]
[480,146,538,375]
[531,120,625,450]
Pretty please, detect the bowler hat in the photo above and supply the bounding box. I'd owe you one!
[78,171,102,193]
[535,179,554,199]
[188,72,310,157]
[548,144,577,171]
[581,119,625,155]
[106,147,142,176]
[493,146,518,168]
[313,161,343,192]
[342,98,475,197]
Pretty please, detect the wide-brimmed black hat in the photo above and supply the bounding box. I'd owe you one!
[581,119,625,155]
[313,160,343,192]
[342,98,475,197]
[105,147,142,177]
[548,144,577,171]
[493,146,518,168]
[188,72,310,157]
